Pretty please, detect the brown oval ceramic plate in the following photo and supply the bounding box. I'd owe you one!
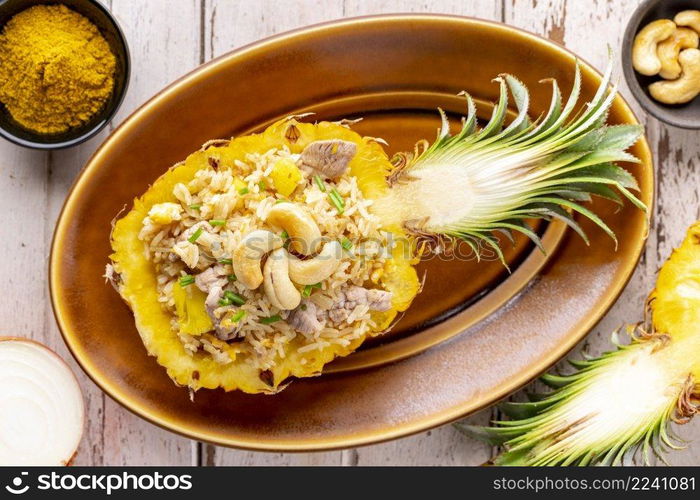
[50,15,653,451]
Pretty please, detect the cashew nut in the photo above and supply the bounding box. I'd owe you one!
[263,248,301,310]
[649,48,700,104]
[675,10,700,34]
[288,241,343,285]
[633,19,676,75]
[232,230,283,289]
[658,28,699,79]
[265,203,321,255]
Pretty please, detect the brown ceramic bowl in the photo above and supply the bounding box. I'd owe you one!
[0,0,130,149]
[622,0,700,129]
[50,15,653,450]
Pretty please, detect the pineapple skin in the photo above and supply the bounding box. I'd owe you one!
[110,119,420,394]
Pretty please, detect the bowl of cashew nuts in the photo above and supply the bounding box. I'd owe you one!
[623,0,700,128]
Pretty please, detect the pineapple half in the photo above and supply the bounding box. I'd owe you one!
[458,222,700,465]
[110,59,646,394]
[111,120,420,393]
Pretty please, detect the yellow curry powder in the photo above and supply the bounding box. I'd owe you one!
[0,4,116,134]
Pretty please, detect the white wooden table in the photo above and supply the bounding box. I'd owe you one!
[3,0,698,466]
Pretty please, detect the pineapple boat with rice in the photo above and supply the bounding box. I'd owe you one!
[109,59,647,394]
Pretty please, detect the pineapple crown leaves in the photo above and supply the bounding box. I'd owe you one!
[455,331,691,466]
[409,57,646,260]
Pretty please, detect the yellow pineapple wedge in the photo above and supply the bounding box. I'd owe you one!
[111,59,646,394]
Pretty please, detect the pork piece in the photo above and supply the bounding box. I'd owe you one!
[203,285,239,340]
[328,286,393,324]
[287,299,323,335]
[194,264,228,293]
[299,140,357,179]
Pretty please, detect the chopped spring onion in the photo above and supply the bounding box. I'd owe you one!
[210,219,226,226]
[258,180,267,191]
[224,290,245,305]
[260,314,281,325]
[231,310,246,322]
[314,174,326,192]
[302,284,321,297]
[238,187,249,195]
[227,274,237,282]
[280,230,289,240]
[179,275,195,287]
[188,204,202,210]
[340,237,353,250]
[218,298,229,307]
[329,188,345,214]
[218,258,233,265]
[187,227,204,243]
[275,198,289,204]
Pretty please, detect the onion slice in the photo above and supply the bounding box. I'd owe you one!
[0,338,84,465]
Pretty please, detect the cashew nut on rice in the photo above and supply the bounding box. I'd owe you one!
[265,202,322,255]
[675,10,700,34]
[633,19,676,76]
[263,248,302,310]
[232,230,283,289]
[649,48,700,104]
[658,28,699,79]
[288,240,343,285]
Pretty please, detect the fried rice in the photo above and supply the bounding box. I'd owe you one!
[136,144,394,372]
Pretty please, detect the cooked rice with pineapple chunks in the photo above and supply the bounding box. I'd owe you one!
[137,141,395,372]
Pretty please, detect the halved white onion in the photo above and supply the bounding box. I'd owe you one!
[0,338,84,465]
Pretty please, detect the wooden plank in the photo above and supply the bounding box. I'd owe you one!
[202,0,346,466]
[338,0,502,466]
[651,121,700,465]
[500,0,700,466]
[43,0,204,465]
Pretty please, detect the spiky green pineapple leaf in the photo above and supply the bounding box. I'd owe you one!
[377,57,647,263]
[454,332,695,466]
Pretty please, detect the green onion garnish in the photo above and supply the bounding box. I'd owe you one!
[258,180,267,191]
[231,310,246,322]
[227,274,237,282]
[179,275,195,287]
[224,291,245,305]
[340,237,353,250]
[314,174,326,192]
[218,258,233,265]
[238,187,249,195]
[260,314,281,325]
[311,282,322,289]
[329,189,345,214]
[189,204,202,210]
[280,230,289,240]
[275,198,289,204]
[188,227,204,243]
[218,298,230,307]
[210,219,226,226]
[302,285,313,298]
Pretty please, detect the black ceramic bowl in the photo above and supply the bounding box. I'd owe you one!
[0,0,129,149]
[622,0,700,129]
